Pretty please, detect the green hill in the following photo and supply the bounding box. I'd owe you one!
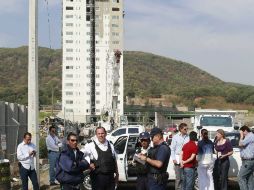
[0,46,62,105]
[0,46,254,108]
[124,51,223,97]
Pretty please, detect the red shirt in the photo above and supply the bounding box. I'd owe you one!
[182,141,198,168]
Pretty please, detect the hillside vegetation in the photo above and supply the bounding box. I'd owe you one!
[0,46,62,105]
[1,47,254,110]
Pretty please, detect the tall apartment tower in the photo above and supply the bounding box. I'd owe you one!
[62,0,124,123]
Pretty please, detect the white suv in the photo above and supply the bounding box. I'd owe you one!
[106,125,145,144]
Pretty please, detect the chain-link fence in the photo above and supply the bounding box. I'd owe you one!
[0,101,28,162]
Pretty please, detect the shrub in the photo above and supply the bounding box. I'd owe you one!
[39,137,48,159]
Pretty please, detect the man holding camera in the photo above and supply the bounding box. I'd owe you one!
[17,132,39,190]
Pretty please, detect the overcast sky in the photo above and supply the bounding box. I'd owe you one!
[1,0,254,86]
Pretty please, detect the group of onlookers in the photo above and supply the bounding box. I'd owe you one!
[16,122,254,190]
[171,123,254,190]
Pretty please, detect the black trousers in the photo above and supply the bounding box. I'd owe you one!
[61,184,81,190]
[136,175,148,190]
[90,173,115,190]
[213,158,230,190]
[19,165,39,190]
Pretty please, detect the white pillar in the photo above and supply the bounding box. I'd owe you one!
[28,0,40,183]
[155,112,158,127]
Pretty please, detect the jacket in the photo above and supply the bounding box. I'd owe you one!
[56,145,89,185]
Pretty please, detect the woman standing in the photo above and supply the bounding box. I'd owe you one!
[213,129,233,190]
[197,129,214,190]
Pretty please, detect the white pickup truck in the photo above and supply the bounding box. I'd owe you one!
[193,109,238,140]
[83,132,241,190]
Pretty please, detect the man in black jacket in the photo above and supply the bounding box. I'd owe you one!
[56,132,89,190]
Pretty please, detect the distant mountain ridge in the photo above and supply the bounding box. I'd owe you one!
[124,51,224,97]
[1,46,254,109]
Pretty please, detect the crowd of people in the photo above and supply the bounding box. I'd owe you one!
[16,123,254,190]
[171,123,254,190]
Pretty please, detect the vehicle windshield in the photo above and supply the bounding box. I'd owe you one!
[225,132,240,148]
[200,116,232,127]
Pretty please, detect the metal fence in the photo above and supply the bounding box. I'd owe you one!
[0,101,28,162]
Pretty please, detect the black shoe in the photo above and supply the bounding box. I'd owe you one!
[50,182,58,186]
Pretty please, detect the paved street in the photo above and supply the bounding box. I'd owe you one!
[12,168,240,190]
[118,181,240,190]
[13,180,240,190]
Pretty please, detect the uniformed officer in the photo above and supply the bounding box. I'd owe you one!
[133,132,151,190]
[139,127,171,190]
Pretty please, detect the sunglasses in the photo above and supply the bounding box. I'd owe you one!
[70,139,77,142]
[183,128,188,131]
[140,139,149,142]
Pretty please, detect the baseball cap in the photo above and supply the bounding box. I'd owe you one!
[139,132,150,139]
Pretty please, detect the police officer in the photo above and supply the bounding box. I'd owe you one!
[139,128,171,190]
[133,132,151,190]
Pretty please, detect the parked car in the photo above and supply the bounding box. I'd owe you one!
[106,125,145,144]
[83,131,241,190]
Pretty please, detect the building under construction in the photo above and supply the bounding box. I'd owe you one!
[62,0,124,123]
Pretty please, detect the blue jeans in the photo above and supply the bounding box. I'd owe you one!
[182,168,195,190]
[19,165,39,190]
[238,160,254,190]
[48,151,60,183]
[174,164,183,190]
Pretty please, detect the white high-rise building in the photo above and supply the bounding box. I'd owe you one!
[62,0,124,123]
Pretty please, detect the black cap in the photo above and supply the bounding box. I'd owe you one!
[150,127,163,137]
[139,132,150,139]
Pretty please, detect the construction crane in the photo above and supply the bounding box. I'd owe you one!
[99,50,122,131]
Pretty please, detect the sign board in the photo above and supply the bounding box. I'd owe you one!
[1,134,6,151]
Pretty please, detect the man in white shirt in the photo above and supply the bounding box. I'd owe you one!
[171,123,189,190]
[46,125,62,186]
[17,132,39,190]
[82,126,119,190]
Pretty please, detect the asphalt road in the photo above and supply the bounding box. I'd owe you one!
[117,180,240,190]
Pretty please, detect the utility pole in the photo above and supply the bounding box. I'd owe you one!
[51,87,54,116]
[28,0,40,182]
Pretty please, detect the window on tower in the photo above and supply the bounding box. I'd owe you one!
[66,6,73,10]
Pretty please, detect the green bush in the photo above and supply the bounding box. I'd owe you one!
[39,137,48,159]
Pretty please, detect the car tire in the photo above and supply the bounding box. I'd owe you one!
[83,170,92,190]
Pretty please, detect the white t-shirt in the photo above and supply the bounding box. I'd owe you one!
[81,137,116,163]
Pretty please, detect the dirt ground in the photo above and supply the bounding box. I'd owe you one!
[12,167,60,190]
